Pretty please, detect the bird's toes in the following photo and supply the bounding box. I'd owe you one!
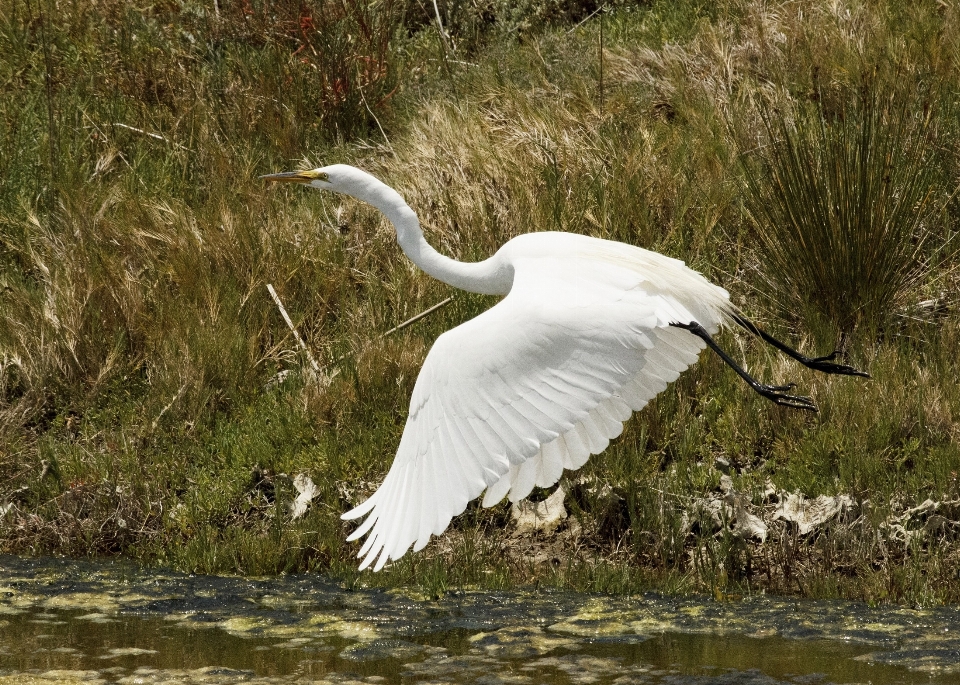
[763,382,797,392]
[763,386,818,412]
[778,396,818,412]
[810,360,871,377]
[809,350,840,363]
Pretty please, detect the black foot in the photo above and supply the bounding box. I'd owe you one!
[670,321,818,413]
[732,315,871,378]
[751,383,818,412]
[762,381,797,392]
[797,350,871,378]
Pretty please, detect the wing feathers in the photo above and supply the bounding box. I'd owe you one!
[346,502,379,541]
[344,243,730,569]
[594,402,625,438]
[509,456,539,502]
[492,327,711,505]
[482,464,517,507]
[483,403,537,460]
[381,466,415,565]
[538,439,564,488]
[561,426,591,470]
[579,414,608,455]
[342,488,380,521]
[605,396,633,421]
[411,452,434,553]
[415,455,438,548]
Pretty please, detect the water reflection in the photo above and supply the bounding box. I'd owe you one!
[1,556,958,684]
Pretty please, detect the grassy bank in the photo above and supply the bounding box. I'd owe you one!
[2,0,960,605]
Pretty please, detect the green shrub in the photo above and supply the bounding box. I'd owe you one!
[742,86,950,336]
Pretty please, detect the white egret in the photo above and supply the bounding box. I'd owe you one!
[263,164,867,572]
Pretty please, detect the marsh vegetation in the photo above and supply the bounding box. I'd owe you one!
[1,0,960,604]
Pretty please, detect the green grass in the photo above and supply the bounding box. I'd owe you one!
[2,0,960,605]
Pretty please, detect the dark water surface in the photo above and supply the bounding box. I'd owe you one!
[1,556,958,684]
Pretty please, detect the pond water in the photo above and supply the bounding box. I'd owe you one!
[1,556,958,684]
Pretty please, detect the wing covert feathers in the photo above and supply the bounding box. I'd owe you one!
[342,235,731,570]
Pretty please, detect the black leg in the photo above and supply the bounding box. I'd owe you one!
[670,321,819,412]
[732,314,870,378]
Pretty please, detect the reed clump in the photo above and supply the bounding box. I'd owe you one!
[742,87,953,336]
[1,0,960,604]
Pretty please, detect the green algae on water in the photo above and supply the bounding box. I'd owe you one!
[2,557,960,683]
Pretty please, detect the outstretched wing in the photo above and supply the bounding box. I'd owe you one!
[478,323,706,507]
[342,254,724,571]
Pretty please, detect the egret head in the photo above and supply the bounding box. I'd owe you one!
[261,164,379,198]
[262,163,412,234]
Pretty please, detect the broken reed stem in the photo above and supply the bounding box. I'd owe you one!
[39,1,59,184]
[328,296,454,368]
[357,80,392,151]
[151,382,188,431]
[565,4,604,34]
[266,285,451,380]
[266,283,322,374]
[431,0,454,78]
[112,123,194,152]
[379,296,453,339]
[598,3,604,118]
[432,0,453,56]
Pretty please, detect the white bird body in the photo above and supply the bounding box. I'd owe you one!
[263,165,738,571]
[344,231,732,570]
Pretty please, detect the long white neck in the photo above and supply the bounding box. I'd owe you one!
[350,175,513,296]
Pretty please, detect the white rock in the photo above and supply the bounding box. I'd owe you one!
[288,473,320,520]
[773,493,855,535]
[512,486,567,535]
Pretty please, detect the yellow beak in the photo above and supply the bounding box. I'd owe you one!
[260,171,319,184]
